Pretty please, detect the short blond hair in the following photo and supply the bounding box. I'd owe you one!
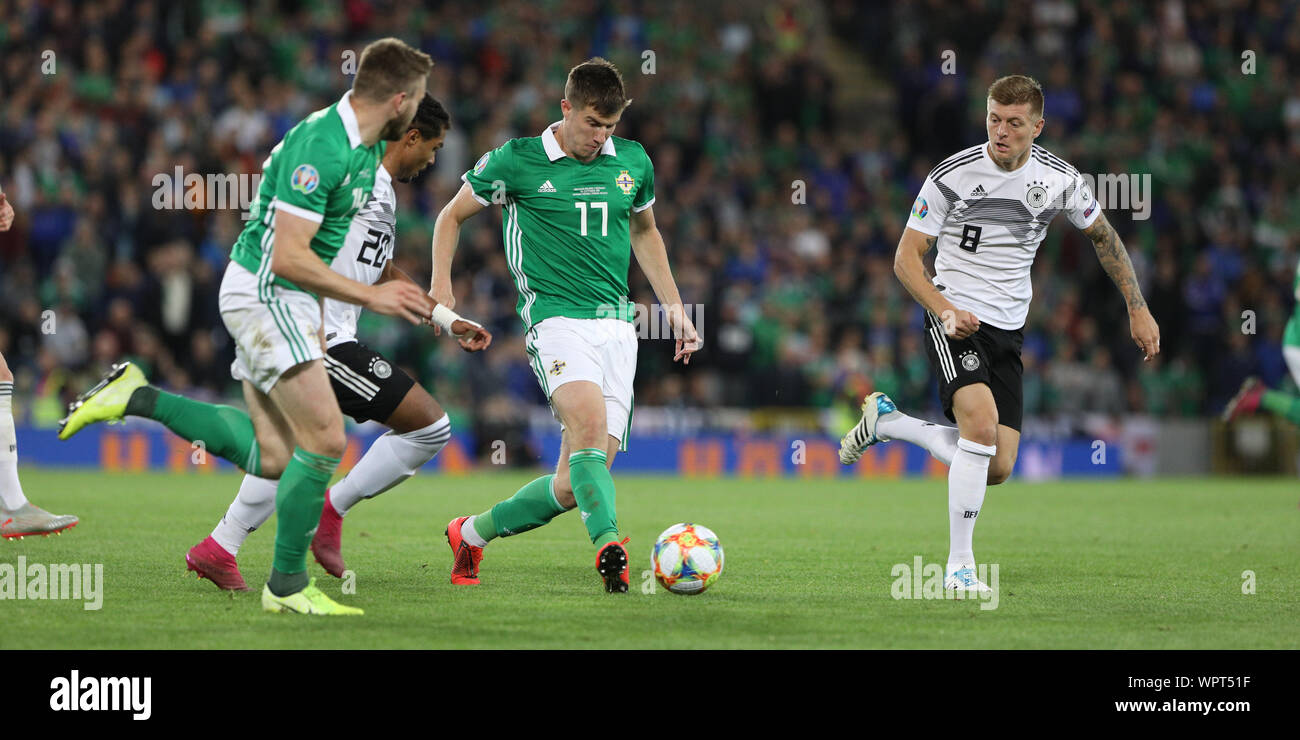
[987,75,1044,119]
[353,38,433,102]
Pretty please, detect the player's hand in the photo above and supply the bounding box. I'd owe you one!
[0,192,13,232]
[451,320,492,352]
[366,281,436,326]
[429,281,455,335]
[941,309,980,339]
[1130,305,1160,361]
[667,304,702,365]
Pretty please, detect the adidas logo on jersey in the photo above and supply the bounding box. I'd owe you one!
[538,180,557,192]
[969,184,987,198]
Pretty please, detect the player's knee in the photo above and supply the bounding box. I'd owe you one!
[299,426,346,459]
[388,386,445,434]
[551,476,577,509]
[0,355,11,382]
[318,431,347,460]
[567,419,608,451]
[964,419,998,448]
[411,411,448,437]
[257,450,288,480]
[987,465,1013,486]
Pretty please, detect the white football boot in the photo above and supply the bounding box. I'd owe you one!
[1,502,79,539]
[839,391,898,464]
[944,564,992,595]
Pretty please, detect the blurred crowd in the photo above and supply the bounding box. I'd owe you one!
[0,0,1296,444]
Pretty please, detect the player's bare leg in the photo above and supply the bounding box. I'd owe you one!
[549,380,629,592]
[987,425,1020,485]
[944,383,998,593]
[192,376,452,586]
[549,428,620,510]
[257,361,362,614]
[311,384,450,577]
[842,390,1017,486]
[186,382,294,590]
[0,351,78,539]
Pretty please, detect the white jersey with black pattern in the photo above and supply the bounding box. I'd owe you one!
[323,164,396,348]
[905,143,1100,330]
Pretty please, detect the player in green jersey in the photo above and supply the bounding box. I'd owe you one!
[432,58,702,593]
[1224,258,1300,426]
[59,38,442,615]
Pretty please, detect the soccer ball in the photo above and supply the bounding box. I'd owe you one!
[652,523,724,595]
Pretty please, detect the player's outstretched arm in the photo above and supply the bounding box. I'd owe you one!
[430,183,487,314]
[630,206,701,364]
[272,209,433,325]
[893,227,979,339]
[379,259,492,351]
[1080,211,1161,360]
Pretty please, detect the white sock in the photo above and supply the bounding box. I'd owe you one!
[0,383,30,511]
[210,474,278,555]
[947,438,995,572]
[876,411,959,465]
[330,415,451,516]
[460,514,488,547]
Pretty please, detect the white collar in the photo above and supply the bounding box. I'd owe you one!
[337,90,363,149]
[376,163,391,186]
[542,121,616,161]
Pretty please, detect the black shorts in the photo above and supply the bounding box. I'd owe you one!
[922,312,1024,432]
[322,341,416,424]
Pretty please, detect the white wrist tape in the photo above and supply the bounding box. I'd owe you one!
[431,304,482,335]
[430,304,463,333]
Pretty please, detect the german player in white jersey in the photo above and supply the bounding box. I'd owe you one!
[184,95,492,590]
[839,75,1161,592]
[0,185,79,539]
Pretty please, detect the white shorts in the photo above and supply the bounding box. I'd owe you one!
[525,316,637,450]
[219,261,323,395]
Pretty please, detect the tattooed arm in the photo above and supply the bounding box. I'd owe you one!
[1081,211,1161,360]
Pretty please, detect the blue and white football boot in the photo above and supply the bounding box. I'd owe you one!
[838,391,898,464]
[944,564,992,594]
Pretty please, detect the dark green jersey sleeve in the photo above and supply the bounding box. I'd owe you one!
[462,140,515,206]
[632,149,655,212]
[273,132,348,220]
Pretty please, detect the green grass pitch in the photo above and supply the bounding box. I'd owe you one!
[1,471,1296,649]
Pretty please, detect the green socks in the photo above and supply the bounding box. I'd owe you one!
[126,387,262,475]
[473,474,569,542]
[127,388,338,596]
[267,567,309,597]
[271,447,340,581]
[1261,390,1300,425]
[568,448,619,547]
[467,452,617,549]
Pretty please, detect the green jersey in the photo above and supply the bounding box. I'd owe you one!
[462,123,656,330]
[1286,259,1300,348]
[230,91,385,296]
